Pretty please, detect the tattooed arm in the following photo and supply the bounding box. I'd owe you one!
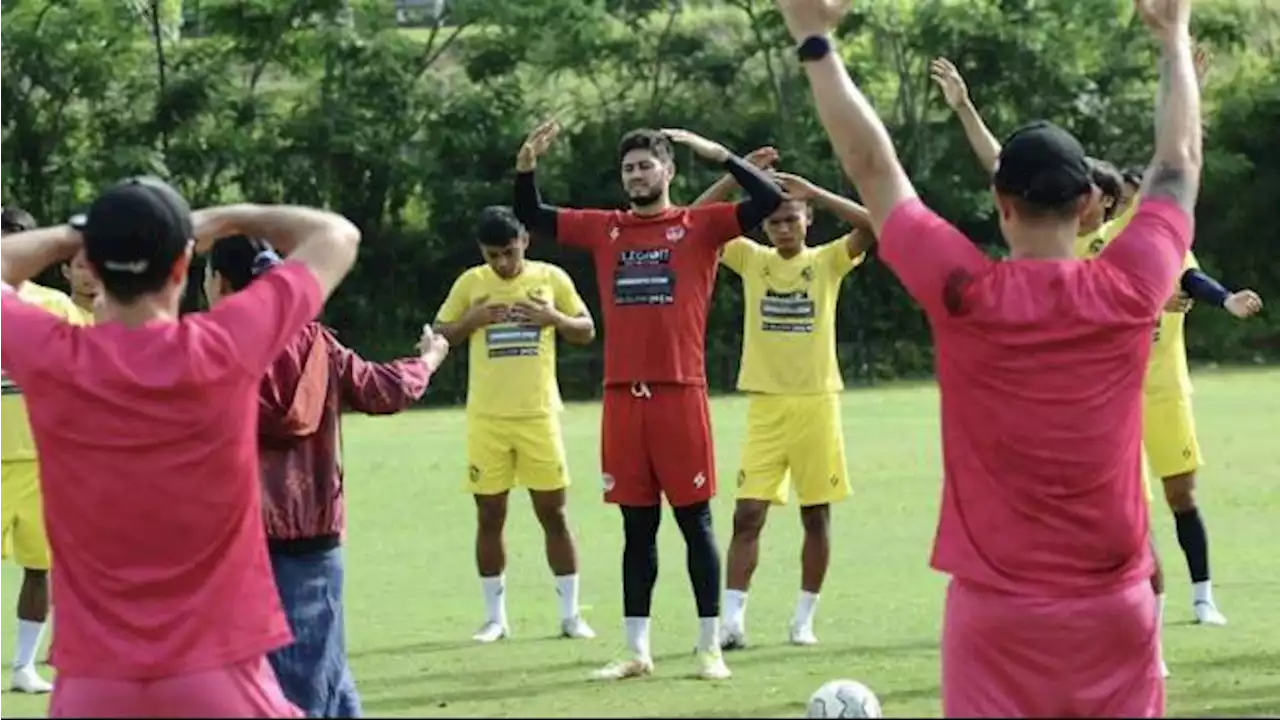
[1139,4,1202,214]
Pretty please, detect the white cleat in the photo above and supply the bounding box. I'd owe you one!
[471,621,509,644]
[10,666,52,694]
[561,616,596,640]
[1160,659,1170,678]
[589,655,654,681]
[789,622,819,646]
[720,624,747,651]
[695,650,732,680]
[1193,601,1227,626]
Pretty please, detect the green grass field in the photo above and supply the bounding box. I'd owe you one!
[3,369,1279,718]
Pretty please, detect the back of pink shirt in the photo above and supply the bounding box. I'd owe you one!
[0,261,323,679]
[879,198,1192,596]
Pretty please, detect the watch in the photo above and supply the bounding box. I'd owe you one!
[796,35,833,63]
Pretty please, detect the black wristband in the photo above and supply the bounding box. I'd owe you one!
[797,35,833,63]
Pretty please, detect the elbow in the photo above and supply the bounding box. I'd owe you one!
[567,324,596,346]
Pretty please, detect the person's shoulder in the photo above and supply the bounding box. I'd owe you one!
[529,260,572,281]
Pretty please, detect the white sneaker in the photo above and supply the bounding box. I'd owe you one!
[789,622,819,646]
[1160,659,1170,678]
[471,621,509,643]
[720,624,747,651]
[588,655,654,681]
[561,616,596,639]
[1193,601,1227,626]
[10,665,52,694]
[695,650,732,680]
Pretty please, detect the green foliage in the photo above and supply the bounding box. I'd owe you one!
[3,0,1278,400]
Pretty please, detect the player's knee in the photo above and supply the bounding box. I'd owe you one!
[531,495,569,535]
[1162,473,1196,512]
[731,502,768,539]
[474,496,508,533]
[673,501,714,543]
[799,504,830,536]
[22,567,48,585]
[621,505,661,547]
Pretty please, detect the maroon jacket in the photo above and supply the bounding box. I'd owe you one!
[258,322,429,548]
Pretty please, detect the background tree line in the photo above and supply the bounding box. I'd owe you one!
[3,0,1278,405]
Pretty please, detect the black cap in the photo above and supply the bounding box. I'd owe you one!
[71,176,192,284]
[992,121,1091,205]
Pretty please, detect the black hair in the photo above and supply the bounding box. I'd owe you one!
[1121,165,1144,188]
[207,234,282,292]
[1,206,36,235]
[617,129,674,165]
[1086,157,1125,221]
[476,206,526,247]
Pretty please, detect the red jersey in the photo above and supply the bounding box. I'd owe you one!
[0,261,323,679]
[879,198,1191,596]
[557,203,741,386]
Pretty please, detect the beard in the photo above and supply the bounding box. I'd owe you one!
[628,187,663,208]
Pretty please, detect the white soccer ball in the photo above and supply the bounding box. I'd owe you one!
[805,679,883,719]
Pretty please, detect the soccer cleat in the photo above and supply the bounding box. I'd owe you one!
[471,621,509,644]
[588,655,654,681]
[695,650,732,680]
[789,622,819,646]
[10,665,53,694]
[1193,601,1227,626]
[720,624,748,651]
[561,616,596,639]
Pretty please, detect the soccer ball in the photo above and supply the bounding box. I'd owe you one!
[805,679,883,719]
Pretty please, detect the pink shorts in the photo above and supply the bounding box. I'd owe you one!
[49,656,302,718]
[942,577,1164,718]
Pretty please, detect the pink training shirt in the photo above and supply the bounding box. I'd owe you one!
[0,261,323,680]
[879,198,1192,596]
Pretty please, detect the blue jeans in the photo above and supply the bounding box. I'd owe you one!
[268,547,362,718]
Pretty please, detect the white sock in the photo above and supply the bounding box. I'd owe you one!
[13,620,45,671]
[793,591,820,629]
[555,574,579,621]
[481,575,507,626]
[723,589,748,629]
[1192,580,1213,605]
[624,617,651,659]
[697,617,720,654]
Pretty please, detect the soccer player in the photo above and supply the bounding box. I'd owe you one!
[60,250,100,323]
[433,205,597,644]
[0,177,360,717]
[0,206,92,694]
[513,122,784,680]
[777,0,1200,716]
[206,235,448,717]
[693,162,874,648]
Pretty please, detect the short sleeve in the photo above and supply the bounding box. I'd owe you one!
[550,266,588,316]
[202,261,324,377]
[816,234,866,278]
[1,285,69,385]
[435,272,474,324]
[1097,198,1193,316]
[690,203,743,250]
[718,237,758,275]
[878,198,991,317]
[557,209,615,251]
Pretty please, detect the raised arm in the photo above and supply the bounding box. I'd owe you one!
[1137,0,1202,214]
[930,57,1002,175]
[774,172,875,258]
[775,0,916,234]
[692,147,780,206]
[663,129,785,230]
[1,226,82,288]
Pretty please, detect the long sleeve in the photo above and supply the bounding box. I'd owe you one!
[514,170,560,238]
[326,329,430,415]
[725,155,786,231]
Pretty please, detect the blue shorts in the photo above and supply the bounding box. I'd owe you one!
[268,547,362,718]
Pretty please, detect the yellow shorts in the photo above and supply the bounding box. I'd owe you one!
[736,393,850,507]
[1143,396,1202,479]
[1,461,50,570]
[465,414,570,495]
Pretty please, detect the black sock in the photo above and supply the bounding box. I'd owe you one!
[621,505,661,618]
[1174,507,1210,584]
[673,501,721,618]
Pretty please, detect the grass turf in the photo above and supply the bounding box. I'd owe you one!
[3,369,1279,718]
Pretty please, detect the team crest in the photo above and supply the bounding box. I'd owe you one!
[665,225,686,243]
[801,266,814,282]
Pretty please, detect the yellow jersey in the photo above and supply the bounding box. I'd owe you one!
[1073,205,1194,400]
[436,261,588,418]
[2,283,92,463]
[721,236,864,395]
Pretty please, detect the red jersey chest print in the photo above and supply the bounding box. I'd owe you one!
[557,203,741,386]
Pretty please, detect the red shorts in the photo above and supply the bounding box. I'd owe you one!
[941,577,1163,718]
[601,383,715,508]
[49,656,302,718]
